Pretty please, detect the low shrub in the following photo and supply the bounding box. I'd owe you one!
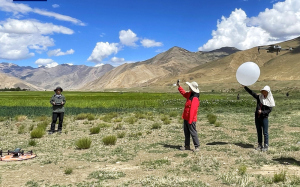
[151,123,162,129]
[117,132,126,138]
[75,137,92,149]
[207,113,217,124]
[64,167,73,175]
[90,126,100,134]
[28,139,37,146]
[30,127,45,138]
[18,124,26,134]
[102,135,117,145]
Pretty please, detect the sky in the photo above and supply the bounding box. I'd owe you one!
[0,0,299,68]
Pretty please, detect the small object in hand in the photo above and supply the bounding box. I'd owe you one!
[55,102,62,105]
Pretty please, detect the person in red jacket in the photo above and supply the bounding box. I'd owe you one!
[177,81,200,152]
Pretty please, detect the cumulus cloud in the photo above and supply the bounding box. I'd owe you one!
[199,0,300,51]
[109,57,134,66]
[0,0,85,26]
[0,18,76,60]
[87,42,119,63]
[47,49,74,57]
[52,4,59,8]
[119,29,138,46]
[35,58,58,68]
[0,18,74,35]
[141,39,163,48]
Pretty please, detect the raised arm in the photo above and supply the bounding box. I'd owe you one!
[178,86,190,99]
[244,86,259,99]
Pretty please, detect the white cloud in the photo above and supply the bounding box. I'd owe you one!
[35,58,58,68]
[108,57,134,66]
[0,18,74,35]
[47,49,74,57]
[198,8,272,51]
[0,18,76,60]
[199,0,300,51]
[141,39,163,48]
[87,42,119,63]
[65,63,73,66]
[155,49,165,53]
[119,29,138,46]
[0,0,85,26]
[52,4,60,8]
[249,0,300,39]
[95,63,104,67]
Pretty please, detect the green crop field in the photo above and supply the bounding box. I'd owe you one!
[0,90,299,186]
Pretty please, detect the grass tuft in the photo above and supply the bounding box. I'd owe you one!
[207,113,217,124]
[102,135,117,145]
[30,127,45,138]
[151,123,162,129]
[89,126,100,134]
[75,137,92,149]
[64,167,73,175]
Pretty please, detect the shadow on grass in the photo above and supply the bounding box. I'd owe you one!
[206,142,228,145]
[233,142,254,149]
[160,144,181,150]
[273,157,300,166]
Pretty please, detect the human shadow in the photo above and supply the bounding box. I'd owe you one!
[206,142,228,145]
[273,157,300,166]
[160,144,181,150]
[233,142,254,149]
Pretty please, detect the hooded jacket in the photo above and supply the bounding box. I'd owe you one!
[244,86,273,118]
[178,86,200,124]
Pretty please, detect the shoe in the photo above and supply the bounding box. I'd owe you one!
[180,146,191,151]
[58,130,62,134]
[255,144,263,151]
[48,131,54,135]
[262,144,269,152]
[194,147,200,152]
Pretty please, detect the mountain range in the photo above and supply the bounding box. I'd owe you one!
[0,36,299,92]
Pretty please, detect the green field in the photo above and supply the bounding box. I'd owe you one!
[0,90,299,186]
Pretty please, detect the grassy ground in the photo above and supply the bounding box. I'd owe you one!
[0,90,299,186]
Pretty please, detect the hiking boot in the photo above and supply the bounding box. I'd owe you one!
[180,146,191,151]
[58,130,62,134]
[194,147,200,152]
[48,131,54,135]
[255,144,263,151]
[262,144,269,152]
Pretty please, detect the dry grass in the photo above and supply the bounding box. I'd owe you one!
[0,93,300,186]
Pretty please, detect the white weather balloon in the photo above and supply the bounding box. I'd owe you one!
[236,62,260,86]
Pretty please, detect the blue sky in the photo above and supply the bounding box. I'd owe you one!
[0,0,299,68]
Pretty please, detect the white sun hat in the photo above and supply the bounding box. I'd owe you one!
[186,81,199,93]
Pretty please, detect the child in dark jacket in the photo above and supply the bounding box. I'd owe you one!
[177,81,200,152]
[243,85,275,151]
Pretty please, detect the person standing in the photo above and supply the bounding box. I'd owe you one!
[177,80,200,152]
[243,85,275,151]
[49,86,66,134]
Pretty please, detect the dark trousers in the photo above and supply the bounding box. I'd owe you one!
[183,120,200,148]
[51,112,64,132]
[255,117,269,146]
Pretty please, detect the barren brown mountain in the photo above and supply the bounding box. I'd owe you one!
[83,46,239,90]
[156,37,300,91]
[0,72,43,90]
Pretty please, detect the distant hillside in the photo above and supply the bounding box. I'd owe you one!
[83,46,239,90]
[0,72,43,91]
[0,63,114,90]
[156,37,300,91]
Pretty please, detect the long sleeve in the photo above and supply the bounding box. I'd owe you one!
[261,106,272,116]
[63,96,66,105]
[188,97,199,124]
[50,95,55,105]
[178,86,190,99]
[244,86,259,100]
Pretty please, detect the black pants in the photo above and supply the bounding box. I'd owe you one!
[255,117,269,146]
[50,112,64,132]
[183,120,200,148]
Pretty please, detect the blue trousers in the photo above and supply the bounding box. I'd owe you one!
[255,117,269,146]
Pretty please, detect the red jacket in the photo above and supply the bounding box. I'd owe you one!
[178,86,200,124]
